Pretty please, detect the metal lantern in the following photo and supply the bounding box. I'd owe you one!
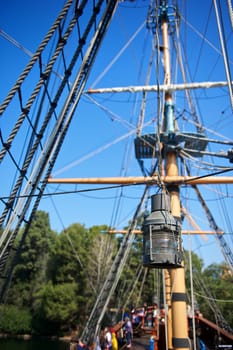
[142,193,183,268]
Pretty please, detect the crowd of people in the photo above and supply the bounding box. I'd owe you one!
[70,316,133,350]
[131,303,164,329]
[70,303,207,350]
[98,317,133,350]
[70,303,163,350]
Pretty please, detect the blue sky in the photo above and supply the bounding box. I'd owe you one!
[1,0,233,268]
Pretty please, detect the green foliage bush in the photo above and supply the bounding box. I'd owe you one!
[0,304,32,334]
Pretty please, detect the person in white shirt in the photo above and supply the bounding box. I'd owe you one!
[104,327,112,350]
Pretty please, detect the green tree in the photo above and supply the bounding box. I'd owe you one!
[32,282,78,334]
[50,223,96,327]
[184,251,233,330]
[0,304,32,334]
[184,249,204,306]
[7,211,57,308]
[201,263,233,329]
[51,223,89,285]
[87,226,118,294]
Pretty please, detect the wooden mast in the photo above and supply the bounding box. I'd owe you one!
[161,3,189,350]
[161,9,174,350]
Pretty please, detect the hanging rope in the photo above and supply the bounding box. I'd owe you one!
[136,267,148,306]
[187,232,197,350]
[227,0,233,28]
[213,0,233,110]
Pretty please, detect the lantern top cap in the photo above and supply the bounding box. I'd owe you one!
[151,193,171,212]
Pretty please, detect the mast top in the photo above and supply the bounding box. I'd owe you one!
[146,0,179,33]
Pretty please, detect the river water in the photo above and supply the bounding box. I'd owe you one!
[0,337,70,350]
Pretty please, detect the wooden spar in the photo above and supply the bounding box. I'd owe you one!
[47,175,233,185]
[86,81,231,94]
[108,229,223,235]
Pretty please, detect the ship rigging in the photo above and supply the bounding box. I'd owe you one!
[0,0,233,348]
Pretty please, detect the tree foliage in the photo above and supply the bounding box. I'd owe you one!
[0,305,32,334]
[184,251,233,330]
[0,210,232,336]
[31,282,78,334]
[200,263,233,328]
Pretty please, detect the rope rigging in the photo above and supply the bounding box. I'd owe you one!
[193,267,233,333]
[0,0,75,116]
[184,165,233,271]
[0,0,119,300]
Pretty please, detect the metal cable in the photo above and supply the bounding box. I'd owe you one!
[213,0,233,110]
[227,0,233,29]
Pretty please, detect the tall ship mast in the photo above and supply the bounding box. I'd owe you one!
[0,0,233,348]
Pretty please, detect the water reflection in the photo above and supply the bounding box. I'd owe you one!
[0,337,70,350]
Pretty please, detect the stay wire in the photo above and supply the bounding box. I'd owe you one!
[214,0,233,110]
[227,0,233,29]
